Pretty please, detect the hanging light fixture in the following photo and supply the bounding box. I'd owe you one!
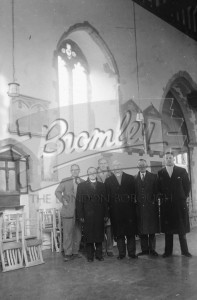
[8,0,20,97]
[133,1,147,153]
[133,1,142,122]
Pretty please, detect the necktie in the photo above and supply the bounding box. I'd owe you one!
[141,173,145,181]
[75,177,79,185]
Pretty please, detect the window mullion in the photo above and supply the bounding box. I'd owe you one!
[5,161,9,191]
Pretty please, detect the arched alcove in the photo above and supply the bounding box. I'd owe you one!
[161,72,197,217]
[161,71,197,147]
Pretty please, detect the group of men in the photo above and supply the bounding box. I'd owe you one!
[55,152,192,263]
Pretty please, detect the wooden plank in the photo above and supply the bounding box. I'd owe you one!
[2,241,22,250]
[12,249,17,265]
[28,246,33,262]
[9,249,14,266]
[2,264,24,272]
[6,249,11,266]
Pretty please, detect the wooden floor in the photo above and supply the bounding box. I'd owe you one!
[1,228,197,300]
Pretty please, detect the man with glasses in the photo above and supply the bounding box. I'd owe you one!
[55,164,84,261]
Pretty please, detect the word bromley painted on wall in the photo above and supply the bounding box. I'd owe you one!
[43,110,144,157]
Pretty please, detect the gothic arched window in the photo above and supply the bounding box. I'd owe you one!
[57,40,90,107]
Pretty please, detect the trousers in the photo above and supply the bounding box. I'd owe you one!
[164,233,189,254]
[102,225,113,254]
[140,234,156,252]
[117,235,136,257]
[62,217,81,255]
[86,243,102,260]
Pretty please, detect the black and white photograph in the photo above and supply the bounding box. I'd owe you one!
[0,0,197,299]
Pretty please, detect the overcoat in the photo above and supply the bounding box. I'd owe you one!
[105,172,137,238]
[158,165,190,234]
[76,180,108,243]
[135,171,159,234]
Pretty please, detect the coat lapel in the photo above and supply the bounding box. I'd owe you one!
[143,171,149,184]
[120,172,125,185]
[137,172,142,185]
[111,173,120,185]
[137,171,148,185]
[164,166,176,179]
[171,165,178,180]
[110,173,123,186]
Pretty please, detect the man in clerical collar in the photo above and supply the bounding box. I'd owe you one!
[76,167,108,262]
[158,151,192,258]
[97,158,114,257]
[88,166,97,186]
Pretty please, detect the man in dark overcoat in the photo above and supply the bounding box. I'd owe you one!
[76,167,108,262]
[158,152,192,257]
[135,159,159,257]
[105,160,137,259]
[97,157,114,257]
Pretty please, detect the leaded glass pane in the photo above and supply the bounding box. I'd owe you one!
[8,161,15,168]
[0,161,5,167]
[0,170,6,191]
[8,170,16,191]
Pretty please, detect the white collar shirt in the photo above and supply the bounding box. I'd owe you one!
[166,166,174,177]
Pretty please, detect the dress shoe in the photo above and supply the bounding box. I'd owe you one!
[137,251,149,256]
[150,250,159,257]
[95,257,104,261]
[87,258,94,262]
[182,252,192,257]
[117,255,125,260]
[162,253,172,258]
[64,255,73,262]
[107,252,114,257]
[128,254,138,259]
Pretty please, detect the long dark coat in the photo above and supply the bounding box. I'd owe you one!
[105,172,137,238]
[158,165,190,234]
[76,180,108,243]
[135,171,159,234]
